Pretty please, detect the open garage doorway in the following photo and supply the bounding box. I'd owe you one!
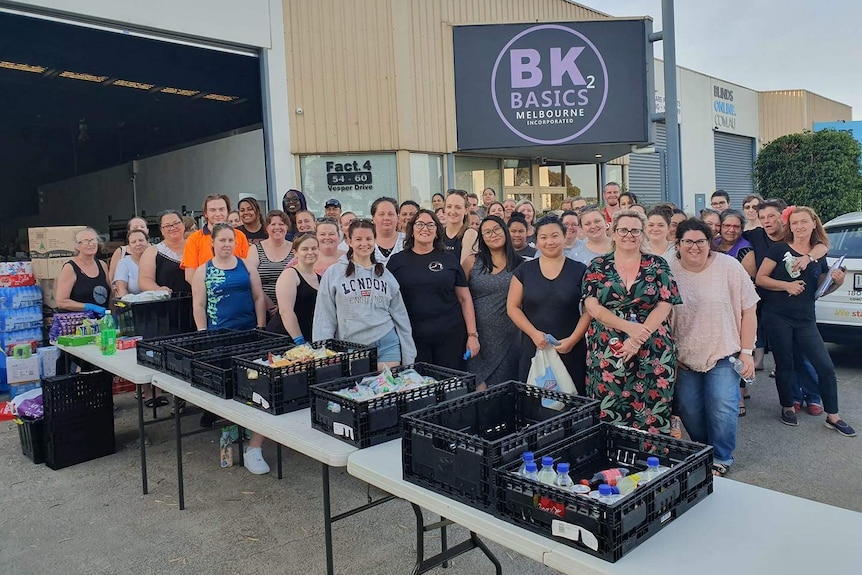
[0,9,266,252]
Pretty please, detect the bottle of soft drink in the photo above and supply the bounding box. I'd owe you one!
[553,462,574,491]
[522,461,539,482]
[537,456,556,485]
[729,357,755,384]
[518,451,535,476]
[588,467,630,487]
[100,311,116,356]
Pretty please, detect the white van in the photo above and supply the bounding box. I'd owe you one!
[816,211,862,344]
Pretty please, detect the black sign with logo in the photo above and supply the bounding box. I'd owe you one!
[453,20,652,149]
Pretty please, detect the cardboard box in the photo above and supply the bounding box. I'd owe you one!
[37,346,60,379]
[33,257,69,281]
[28,226,87,258]
[40,278,58,308]
[6,355,40,384]
[10,381,40,400]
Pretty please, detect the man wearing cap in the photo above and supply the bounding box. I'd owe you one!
[324,199,342,220]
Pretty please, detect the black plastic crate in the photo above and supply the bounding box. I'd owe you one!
[495,423,713,563]
[401,381,600,510]
[42,371,113,420]
[310,363,476,449]
[17,417,45,464]
[136,330,218,370]
[233,340,378,415]
[189,338,303,398]
[163,330,289,381]
[44,411,115,470]
[114,293,195,339]
[41,371,117,470]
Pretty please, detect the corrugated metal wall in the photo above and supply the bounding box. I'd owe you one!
[628,123,666,208]
[714,132,754,206]
[758,90,852,147]
[283,0,607,154]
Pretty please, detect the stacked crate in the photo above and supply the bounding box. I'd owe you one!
[0,262,43,397]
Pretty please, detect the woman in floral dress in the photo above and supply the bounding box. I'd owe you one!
[583,210,682,434]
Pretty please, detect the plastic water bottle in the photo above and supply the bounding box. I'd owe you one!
[615,473,643,496]
[730,356,755,384]
[537,456,556,485]
[640,457,662,482]
[100,311,116,356]
[518,451,535,476]
[522,461,539,482]
[553,462,575,491]
[597,484,617,504]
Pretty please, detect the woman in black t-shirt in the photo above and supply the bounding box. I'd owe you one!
[387,209,479,369]
[507,216,590,394]
[755,206,854,436]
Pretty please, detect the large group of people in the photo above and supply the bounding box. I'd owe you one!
[57,183,854,477]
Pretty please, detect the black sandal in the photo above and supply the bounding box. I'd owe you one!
[712,462,729,477]
[145,396,169,408]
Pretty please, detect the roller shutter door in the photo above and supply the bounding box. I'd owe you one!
[714,132,755,208]
[628,123,666,208]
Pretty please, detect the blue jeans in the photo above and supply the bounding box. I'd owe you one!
[792,357,822,406]
[676,357,739,466]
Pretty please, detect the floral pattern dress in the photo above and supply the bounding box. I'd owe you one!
[583,253,682,434]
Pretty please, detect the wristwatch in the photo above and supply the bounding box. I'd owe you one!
[740,348,753,356]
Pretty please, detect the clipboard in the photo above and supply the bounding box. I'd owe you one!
[815,255,846,299]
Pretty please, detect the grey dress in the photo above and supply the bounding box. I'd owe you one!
[467,256,519,385]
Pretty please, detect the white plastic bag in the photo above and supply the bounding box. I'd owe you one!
[526,339,577,410]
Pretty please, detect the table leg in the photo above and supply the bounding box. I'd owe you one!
[408,503,500,575]
[322,463,335,575]
[441,520,448,569]
[137,384,148,495]
[277,444,283,480]
[174,396,185,511]
[238,427,245,467]
[470,532,503,575]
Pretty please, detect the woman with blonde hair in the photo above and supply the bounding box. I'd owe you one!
[515,199,537,244]
[755,206,854,435]
[55,227,110,314]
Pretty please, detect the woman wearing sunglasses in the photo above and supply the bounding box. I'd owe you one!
[583,209,682,435]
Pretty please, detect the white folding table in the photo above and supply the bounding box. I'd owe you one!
[348,439,862,575]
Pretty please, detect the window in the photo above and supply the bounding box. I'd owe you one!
[565,164,599,202]
[503,159,531,187]
[454,156,501,195]
[409,153,443,208]
[300,153,397,217]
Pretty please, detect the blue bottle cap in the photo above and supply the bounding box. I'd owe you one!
[647,456,659,467]
[525,462,537,473]
[541,455,554,466]
[522,451,534,462]
[598,484,612,495]
[557,462,570,474]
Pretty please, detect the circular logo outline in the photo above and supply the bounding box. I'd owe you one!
[428,261,444,272]
[490,24,609,145]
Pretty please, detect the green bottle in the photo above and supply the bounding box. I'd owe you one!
[100,311,116,356]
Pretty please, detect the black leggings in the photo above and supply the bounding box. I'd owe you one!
[414,327,467,371]
[763,312,838,414]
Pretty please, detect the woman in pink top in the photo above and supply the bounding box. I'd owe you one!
[669,219,759,477]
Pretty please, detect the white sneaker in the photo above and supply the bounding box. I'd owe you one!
[244,447,270,475]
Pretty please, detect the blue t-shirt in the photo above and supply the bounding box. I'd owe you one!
[205,258,256,330]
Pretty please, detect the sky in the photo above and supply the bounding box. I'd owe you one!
[582,0,862,120]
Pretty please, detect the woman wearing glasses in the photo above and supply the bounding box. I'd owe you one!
[583,210,682,434]
[741,194,763,231]
[568,205,612,265]
[139,210,191,295]
[388,210,479,369]
[55,227,111,314]
[314,219,415,369]
[508,216,590,393]
[670,219,759,476]
[462,215,522,389]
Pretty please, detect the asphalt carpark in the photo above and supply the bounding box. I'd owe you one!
[1,346,860,575]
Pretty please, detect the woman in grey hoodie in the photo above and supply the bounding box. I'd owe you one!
[313,219,416,369]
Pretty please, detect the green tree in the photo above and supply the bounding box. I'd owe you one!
[754,129,862,223]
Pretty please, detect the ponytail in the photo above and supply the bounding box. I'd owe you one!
[345,247,355,277]
[369,250,385,277]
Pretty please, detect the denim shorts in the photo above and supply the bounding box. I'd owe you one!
[374,328,401,363]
